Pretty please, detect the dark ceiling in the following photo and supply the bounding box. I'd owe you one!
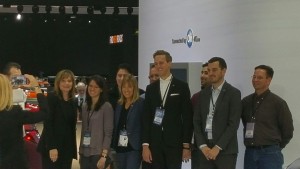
[0,0,138,7]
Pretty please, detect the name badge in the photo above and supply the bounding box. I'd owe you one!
[83,131,91,147]
[245,122,255,138]
[205,114,213,132]
[153,107,165,126]
[118,129,129,147]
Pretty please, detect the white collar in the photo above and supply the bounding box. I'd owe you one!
[160,74,172,82]
[211,80,225,92]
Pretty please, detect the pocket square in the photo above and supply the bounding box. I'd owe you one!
[170,93,180,96]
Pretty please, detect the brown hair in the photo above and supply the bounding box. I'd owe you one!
[118,74,140,105]
[54,69,76,100]
[153,50,172,62]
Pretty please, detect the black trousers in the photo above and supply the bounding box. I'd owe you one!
[197,152,237,169]
[41,155,73,169]
[150,142,182,169]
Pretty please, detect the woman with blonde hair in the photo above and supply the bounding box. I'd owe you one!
[37,69,77,169]
[112,74,144,169]
[0,74,47,169]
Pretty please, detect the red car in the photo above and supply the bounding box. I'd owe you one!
[24,102,42,169]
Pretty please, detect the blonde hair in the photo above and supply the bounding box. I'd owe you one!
[0,74,13,111]
[54,69,76,100]
[118,74,140,105]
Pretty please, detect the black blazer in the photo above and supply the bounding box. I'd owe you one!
[37,92,77,159]
[193,81,242,155]
[0,94,47,169]
[142,77,193,147]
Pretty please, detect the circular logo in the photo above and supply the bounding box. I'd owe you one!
[186,29,193,48]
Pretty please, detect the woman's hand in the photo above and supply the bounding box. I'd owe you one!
[97,157,106,169]
[49,149,58,162]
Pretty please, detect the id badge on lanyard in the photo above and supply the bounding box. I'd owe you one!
[205,114,213,132]
[118,129,129,147]
[153,107,165,126]
[245,122,255,138]
[83,131,91,147]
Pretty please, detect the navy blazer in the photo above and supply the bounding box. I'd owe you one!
[193,81,242,154]
[112,97,144,150]
[142,77,193,147]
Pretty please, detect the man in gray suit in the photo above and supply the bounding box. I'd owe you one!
[193,57,242,169]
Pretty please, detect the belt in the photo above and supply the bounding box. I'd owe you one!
[246,144,277,149]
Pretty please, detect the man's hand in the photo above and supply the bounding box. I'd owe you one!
[207,146,220,160]
[182,149,191,162]
[200,146,211,160]
[142,145,152,163]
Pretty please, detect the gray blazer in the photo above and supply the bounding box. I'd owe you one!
[79,102,114,156]
[193,81,242,155]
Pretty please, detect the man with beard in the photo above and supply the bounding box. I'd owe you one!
[193,57,242,169]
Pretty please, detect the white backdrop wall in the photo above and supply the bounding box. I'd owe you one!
[139,0,300,168]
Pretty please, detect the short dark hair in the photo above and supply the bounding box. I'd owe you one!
[255,65,274,78]
[208,57,227,69]
[153,50,172,62]
[117,63,133,74]
[2,62,21,75]
[202,62,208,68]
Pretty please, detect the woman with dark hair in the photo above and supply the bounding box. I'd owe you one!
[37,69,78,169]
[79,75,114,169]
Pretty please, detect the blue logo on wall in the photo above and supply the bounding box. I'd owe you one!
[186,29,193,48]
[171,29,200,48]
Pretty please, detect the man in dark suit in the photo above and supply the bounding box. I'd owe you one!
[142,50,193,169]
[193,57,242,169]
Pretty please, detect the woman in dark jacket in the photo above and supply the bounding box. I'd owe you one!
[37,69,77,169]
[0,74,47,169]
[112,74,144,169]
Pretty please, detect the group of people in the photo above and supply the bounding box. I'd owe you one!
[191,57,293,169]
[0,49,294,169]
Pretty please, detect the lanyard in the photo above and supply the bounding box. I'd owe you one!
[87,110,95,130]
[252,93,269,119]
[251,91,270,118]
[210,94,216,116]
[160,78,172,108]
[210,89,219,116]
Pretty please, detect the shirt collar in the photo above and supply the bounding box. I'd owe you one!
[160,74,172,82]
[255,89,270,99]
[211,80,225,92]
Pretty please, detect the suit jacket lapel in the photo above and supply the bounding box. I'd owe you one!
[153,80,162,102]
[164,79,176,107]
[203,87,212,116]
[127,104,135,123]
[214,82,228,114]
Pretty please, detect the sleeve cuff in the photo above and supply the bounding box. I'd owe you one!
[215,145,222,150]
[199,144,207,150]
